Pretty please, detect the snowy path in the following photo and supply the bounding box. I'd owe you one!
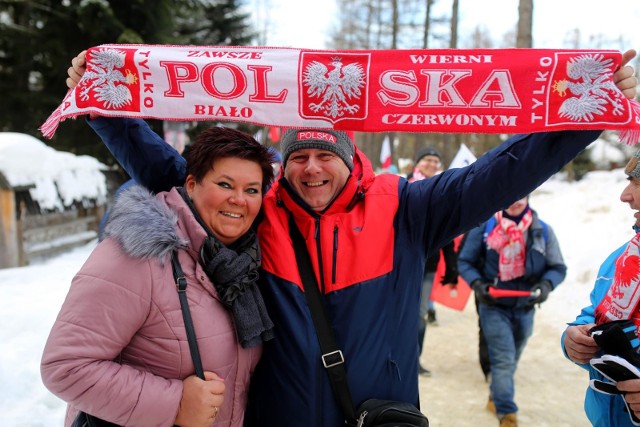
[419,298,591,427]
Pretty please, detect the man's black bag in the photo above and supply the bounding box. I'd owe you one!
[354,399,429,427]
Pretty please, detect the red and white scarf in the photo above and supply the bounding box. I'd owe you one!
[486,210,533,282]
[408,168,426,183]
[41,45,640,144]
[596,233,640,327]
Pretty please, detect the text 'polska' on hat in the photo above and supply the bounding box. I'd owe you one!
[280,129,355,171]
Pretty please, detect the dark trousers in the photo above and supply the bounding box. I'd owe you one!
[475,296,491,379]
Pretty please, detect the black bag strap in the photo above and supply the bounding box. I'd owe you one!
[288,215,357,422]
[171,250,205,380]
[71,252,205,427]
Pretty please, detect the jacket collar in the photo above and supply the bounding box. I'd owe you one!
[104,185,197,260]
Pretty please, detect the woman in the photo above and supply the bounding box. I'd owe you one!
[41,126,275,427]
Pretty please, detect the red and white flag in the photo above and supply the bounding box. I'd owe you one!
[380,136,391,169]
[269,127,281,143]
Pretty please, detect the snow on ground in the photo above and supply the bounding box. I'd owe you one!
[0,167,635,426]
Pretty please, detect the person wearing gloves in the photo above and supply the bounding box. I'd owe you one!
[458,195,566,427]
[41,127,275,427]
[563,148,640,427]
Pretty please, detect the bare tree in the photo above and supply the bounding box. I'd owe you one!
[365,0,374,48]
[422,0,434,48]
[449,0,458,48]
[251,0,272,45]
[516,0,533,48]
[330,0,367,48]
[468,25,494,48]
[391,0,399,48]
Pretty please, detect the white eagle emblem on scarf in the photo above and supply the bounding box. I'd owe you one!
[596,234,640,324]
[552,53,625,122]
[302,57,366,119]
[78,48,136,109]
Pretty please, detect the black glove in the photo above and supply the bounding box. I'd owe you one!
[441,268,459,285]
[589,319,640,366]
[471,280,495,306]
[590,354,640,426]
[527,280,552,307]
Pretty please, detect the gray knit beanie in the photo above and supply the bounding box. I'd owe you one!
[280,129,355,171]
[625,149,640,179]
[414,146,441,164]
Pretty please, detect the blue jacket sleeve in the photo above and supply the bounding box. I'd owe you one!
[87,117,187,193]
[402,129,602,255]
[560,243,627,365]
[456,224,486,286]
[539,225,567,288]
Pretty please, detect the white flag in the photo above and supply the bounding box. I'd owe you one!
[448,143,477,169]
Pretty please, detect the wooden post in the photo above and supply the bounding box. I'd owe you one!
[0,172,19,268]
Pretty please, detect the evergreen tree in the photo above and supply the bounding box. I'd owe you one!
[0,0,254,166]
[179,0,255,45]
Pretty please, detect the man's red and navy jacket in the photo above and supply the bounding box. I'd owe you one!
[88,117,601,427]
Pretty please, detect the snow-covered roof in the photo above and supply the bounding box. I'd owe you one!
[0,132,108,211]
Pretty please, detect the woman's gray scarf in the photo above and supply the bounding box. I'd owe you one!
[179,188,274,348]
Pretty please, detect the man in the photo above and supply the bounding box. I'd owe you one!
[66,50,637,427]
[563,149,640,427]
[408,146,459,375]
[457,195,565,427]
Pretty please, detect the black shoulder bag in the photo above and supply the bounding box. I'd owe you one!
[288,216,428,427]
[72,250,204,427]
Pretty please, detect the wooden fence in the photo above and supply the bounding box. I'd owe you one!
[0,172,105,268]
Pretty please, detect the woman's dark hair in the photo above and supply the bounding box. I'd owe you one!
[185,127,275,194]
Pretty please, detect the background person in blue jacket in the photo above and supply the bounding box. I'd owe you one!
[66,50,637,427]
[563,149,640,427]
[457,194,566,427]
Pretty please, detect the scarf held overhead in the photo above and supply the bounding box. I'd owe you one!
[41,45,640,142]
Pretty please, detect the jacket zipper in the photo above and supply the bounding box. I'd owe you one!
[332,225,338,284]
[314,217,326,294]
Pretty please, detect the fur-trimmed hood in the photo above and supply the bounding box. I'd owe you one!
[103,185,189,261]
